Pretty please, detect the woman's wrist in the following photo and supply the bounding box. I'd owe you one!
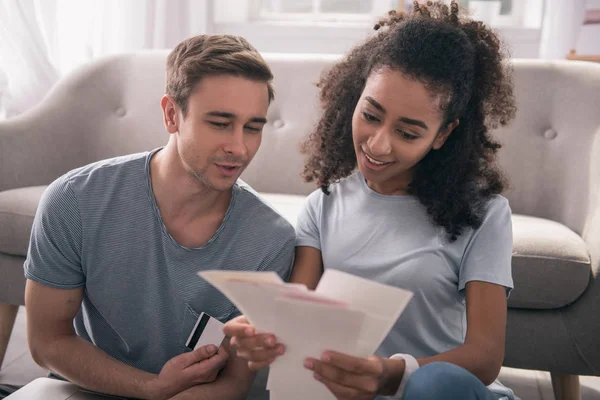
[379,357,405,396]
[387,354,420,398]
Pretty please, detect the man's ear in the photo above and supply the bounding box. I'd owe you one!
[161,95,180,134]
[432,119,459,150]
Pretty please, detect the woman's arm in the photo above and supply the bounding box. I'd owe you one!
[289,246,324,289]
[416,280,507,385]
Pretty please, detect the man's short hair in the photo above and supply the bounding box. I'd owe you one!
[166,34,274,116]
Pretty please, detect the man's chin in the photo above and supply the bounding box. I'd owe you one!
[206,176,239,192]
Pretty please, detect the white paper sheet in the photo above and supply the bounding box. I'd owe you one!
[198,269,413,400]
[316,269,413,357]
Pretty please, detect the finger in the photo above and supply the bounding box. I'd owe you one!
[178,345,218,367]
[307,358,378,393]
[231,333,279,351]
[186,350,229,377]
[248,358,276,372]
[223,316,254,337]
[313,373,364,399]
[236,345,284,363]
[216,345,230,361]
[321,351,383,376]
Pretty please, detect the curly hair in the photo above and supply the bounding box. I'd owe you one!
[301,0,516,241]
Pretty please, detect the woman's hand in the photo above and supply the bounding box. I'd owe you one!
[304,351,405,400]
[223,315,285,371]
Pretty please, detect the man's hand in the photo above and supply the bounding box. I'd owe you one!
[304,351,405,400]
[224,315,285,371]
[150,344,229,399]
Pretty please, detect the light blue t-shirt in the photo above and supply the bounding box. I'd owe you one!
[296,171,516,399]
[24,149,296,377]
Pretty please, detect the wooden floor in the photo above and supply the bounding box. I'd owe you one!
[2,307,600,399]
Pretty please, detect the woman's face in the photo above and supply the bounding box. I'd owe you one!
[352,68,457,195]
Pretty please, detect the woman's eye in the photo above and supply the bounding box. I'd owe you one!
[244,126,261,132]
[362,112,379,122]
[399,131,418,141]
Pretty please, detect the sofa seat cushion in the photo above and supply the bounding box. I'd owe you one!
[509,214,591,309]
[0,186,47,256]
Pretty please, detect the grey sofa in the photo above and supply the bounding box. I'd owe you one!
[0,52,599,400]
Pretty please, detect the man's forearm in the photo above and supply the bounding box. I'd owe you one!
[168,379,247,400]
[37,335,158,399]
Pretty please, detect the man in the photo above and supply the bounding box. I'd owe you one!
[23,34,295,399]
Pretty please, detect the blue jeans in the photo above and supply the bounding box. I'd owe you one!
[403,362,496,400]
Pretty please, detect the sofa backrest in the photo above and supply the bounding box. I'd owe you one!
[8,52,600,235]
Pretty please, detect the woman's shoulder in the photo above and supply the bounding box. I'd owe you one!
[484,194,511,220]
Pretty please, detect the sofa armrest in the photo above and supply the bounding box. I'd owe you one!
[0,52,168,192]
[583,136,600,276]
[560,137,600,375]
[0,100,92,192]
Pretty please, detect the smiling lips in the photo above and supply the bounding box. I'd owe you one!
[361,149,393,171]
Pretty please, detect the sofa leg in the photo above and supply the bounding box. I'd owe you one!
[0,303,19,369]
[551,372,580,400]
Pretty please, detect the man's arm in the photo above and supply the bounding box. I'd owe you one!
[26,280,225,400]
[26,280,161,398]
[169,339,255,400]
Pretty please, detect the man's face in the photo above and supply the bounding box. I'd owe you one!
[165,74,270,192]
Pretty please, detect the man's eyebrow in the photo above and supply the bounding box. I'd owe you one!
[206,111,235,119]
[364,96,429,131]
[205,111,267,124]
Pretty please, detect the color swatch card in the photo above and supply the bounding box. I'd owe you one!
[198,269,413,400]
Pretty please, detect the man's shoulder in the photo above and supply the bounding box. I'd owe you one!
[61,151,151,187]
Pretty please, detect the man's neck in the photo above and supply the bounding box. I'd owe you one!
[149,143,232,224]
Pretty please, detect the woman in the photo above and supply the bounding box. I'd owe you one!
[225,1,518,399]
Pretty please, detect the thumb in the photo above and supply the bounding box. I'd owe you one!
[179,345,218,367]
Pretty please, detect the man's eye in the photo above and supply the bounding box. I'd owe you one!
[245,126,261,132]
[209,121,229,128]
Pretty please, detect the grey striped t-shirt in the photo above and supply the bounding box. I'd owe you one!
[24,149,295,375]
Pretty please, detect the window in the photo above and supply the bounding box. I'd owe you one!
[215,0,544,57]
[453,0,544,29]
[253,0,395,23]
[253,0,543,29]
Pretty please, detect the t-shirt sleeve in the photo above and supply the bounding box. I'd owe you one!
[24,177,85,289]
[259,232,296,282]
[295,190,323,250]
[458,196,514,294]
[227,227,296,320]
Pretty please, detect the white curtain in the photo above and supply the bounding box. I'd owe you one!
[539,0,587,59]
[0,0,212,119]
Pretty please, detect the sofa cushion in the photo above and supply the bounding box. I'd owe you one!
[0,186,47,256]
[509,214,591,309]
[260,192,307,228]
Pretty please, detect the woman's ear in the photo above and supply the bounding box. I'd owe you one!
[432,119,459,150]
